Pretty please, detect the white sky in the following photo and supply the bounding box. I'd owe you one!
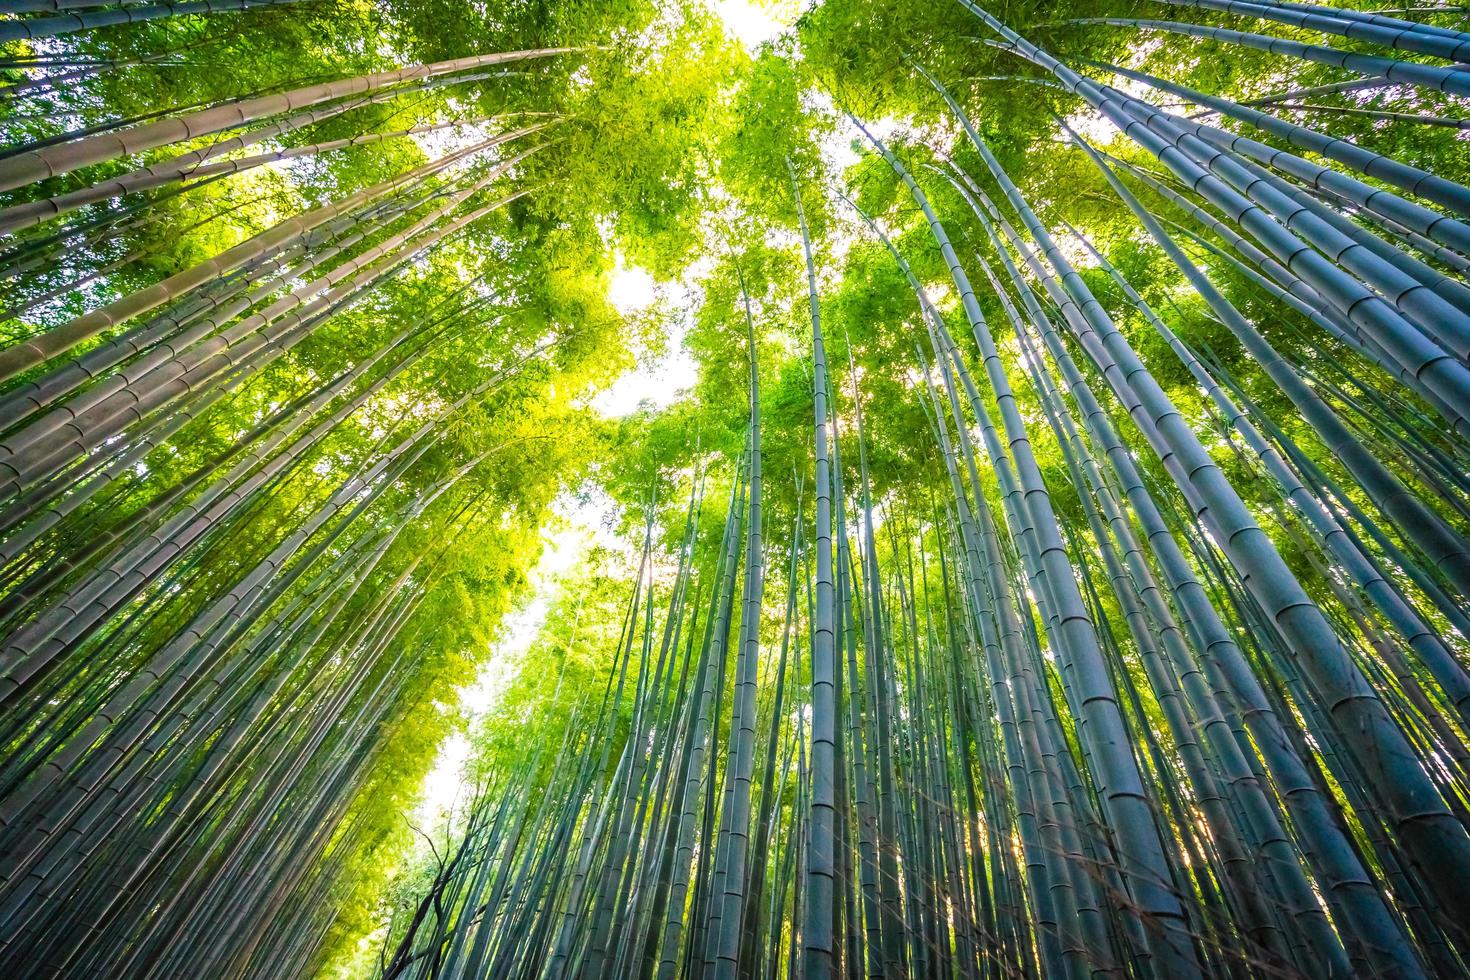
[713,0,792,51]
[591,257,699,417]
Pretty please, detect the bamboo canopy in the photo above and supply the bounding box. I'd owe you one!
[0,0,1469,976]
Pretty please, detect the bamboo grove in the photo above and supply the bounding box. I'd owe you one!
[1,0,1469,977]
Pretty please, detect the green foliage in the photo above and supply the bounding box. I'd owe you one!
[5,0,1470,975]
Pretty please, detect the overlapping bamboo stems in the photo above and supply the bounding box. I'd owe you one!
[46,550,432,973]
[699,269,764,980]
[643,478,735,975]
[829,353,885,976]
[6,513,423,921]
[991,246,1336,975]
[800,315,902,979]
[0,190,279,322]
[1106,172,1464,425]
[0,288,489,592]
[0,221,517,502]
[0,115,501,236]
[1086,90,1470,340]
[587,507,691,975]
[842,192,1055,978]
[542,593,644,972]
[910,339,1078,979]
[0,166,543,501]
[0,172,248,324]
[1089,151,1469,486]
[0,345,412,712]
[0,343,554,919]
[606,527,704,979]
[15,502,446,975]
[929,511,1031,980]
[0,202,529,511]
[946,115,1440,975]
[143,637,417,976]
[961,8,1470,446]
[1078,82,1470,417]
[852,107,1205,977]
[0,415,522,915]
[0,168,480,434]
[1102,286,1470,778]
[550,506,663,975]
[0,127,522,382]
[0,181,264,311]
[1083,76,1470,364]
[654,457,746,980]
[0,299,471,679]
[604,494,704,971]
[0,189,452,467]
[737,486,800,980]
[0,0,306,45]
[1157,0,1470,62]
[0,304,549,714]
[0,44,574,192]
[470,704,593,978]
[621,538,707,978]
[0,171,262,301]
[1072,16,1470,96]
[28,451,491,860]
[940,138,1311,975]
[1246,0,1470,42]
[921,320,1138,980]
[630,536,715,979]
[788,154,841,980]
[946,2,1470,939]
[1086,59,1470,220]
[1054,128,1470,729]
[0,75,549,235]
